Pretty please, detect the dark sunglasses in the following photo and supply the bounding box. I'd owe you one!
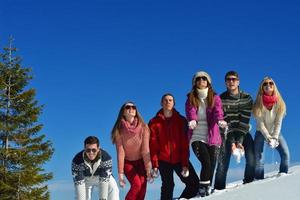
[195,76,208,82]
[85,148,98,153]
[263,81,274,86]
[125,105,136,110]
[226,77,238,82]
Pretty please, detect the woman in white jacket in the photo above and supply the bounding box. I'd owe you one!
[253,77,290,179]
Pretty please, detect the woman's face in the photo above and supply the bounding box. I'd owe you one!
[123,103,137,118]
[195,76,208,89]
[262,79,274,95]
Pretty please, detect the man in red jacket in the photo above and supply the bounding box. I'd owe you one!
[149,93,199,200]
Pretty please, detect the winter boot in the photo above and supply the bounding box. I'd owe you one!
[206,185,212,196]
[199,183,209,197]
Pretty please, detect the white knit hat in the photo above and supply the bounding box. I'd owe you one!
[192,71,212,85]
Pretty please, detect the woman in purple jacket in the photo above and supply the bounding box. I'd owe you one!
[185,71,227,197]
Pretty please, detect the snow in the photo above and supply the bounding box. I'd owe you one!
[189,165,300,200]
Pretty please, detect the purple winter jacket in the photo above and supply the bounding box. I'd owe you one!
[185,95,224,146]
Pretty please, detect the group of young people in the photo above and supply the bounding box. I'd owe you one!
[71,70,290,200]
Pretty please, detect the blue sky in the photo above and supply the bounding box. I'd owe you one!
[1,0,300,199]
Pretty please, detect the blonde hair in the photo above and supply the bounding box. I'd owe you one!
[252,77,286,118]
[111,101,148,144]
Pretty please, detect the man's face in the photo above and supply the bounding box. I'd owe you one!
[225,75,240,92]
[161,95,174,111]
[85,143,99,161]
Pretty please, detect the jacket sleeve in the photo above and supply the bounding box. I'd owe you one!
[272,111,284,140]
[214,95,224,123]
[141,125,152,173]
[72,154,86,200]
[99,153,112,200]
[256,115,271,141]
[72,155,85,185]
[185,97,197,121]
[237,94,253,144]
[149,119,160,168]
[180,117,189,168]
[115,136,125,174]
[98,150,113,200]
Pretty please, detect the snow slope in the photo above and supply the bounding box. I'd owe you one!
[190,165,300,200]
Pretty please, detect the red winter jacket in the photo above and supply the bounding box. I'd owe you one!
[148,109,189,168]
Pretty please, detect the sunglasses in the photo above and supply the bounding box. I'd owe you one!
[85,148,98,153]
[195,76,208,82]
[125,105,136,110]
[226,77,238,82]
[263,81,274,86]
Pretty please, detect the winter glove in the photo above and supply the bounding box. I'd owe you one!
[151,168,159,178]
[188,120,197,130]
[218,120,227,128]
[181,166,189,178]
[269,138,279,149]
[118,173,126,188]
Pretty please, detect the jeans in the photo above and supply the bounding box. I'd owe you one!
[214,133,255,190]
[75,176,119,200]
[254,131,290,179]
[158,160,199,200]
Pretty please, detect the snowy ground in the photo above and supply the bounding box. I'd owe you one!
[57,164,300,199]
[189,165,300,200]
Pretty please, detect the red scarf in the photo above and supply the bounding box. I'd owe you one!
[121,118,142,134]
[262,94,277,110]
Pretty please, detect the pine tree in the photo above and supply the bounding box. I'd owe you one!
[0,36,54,200]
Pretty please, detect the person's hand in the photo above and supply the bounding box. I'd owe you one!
[232,143,244,153]
[269,138,279,149]
[181,166,189,178]
[188,120,197,130]
[146,170,154,183]
[118,173,126,188]
[218,120,227,128]
[236,143,244,150]
[236,143,245,156]
[232,143,245,163]
[151,168,159,178]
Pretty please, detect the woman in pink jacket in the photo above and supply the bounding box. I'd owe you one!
[185,71,227,197]
[111,102,152,200]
